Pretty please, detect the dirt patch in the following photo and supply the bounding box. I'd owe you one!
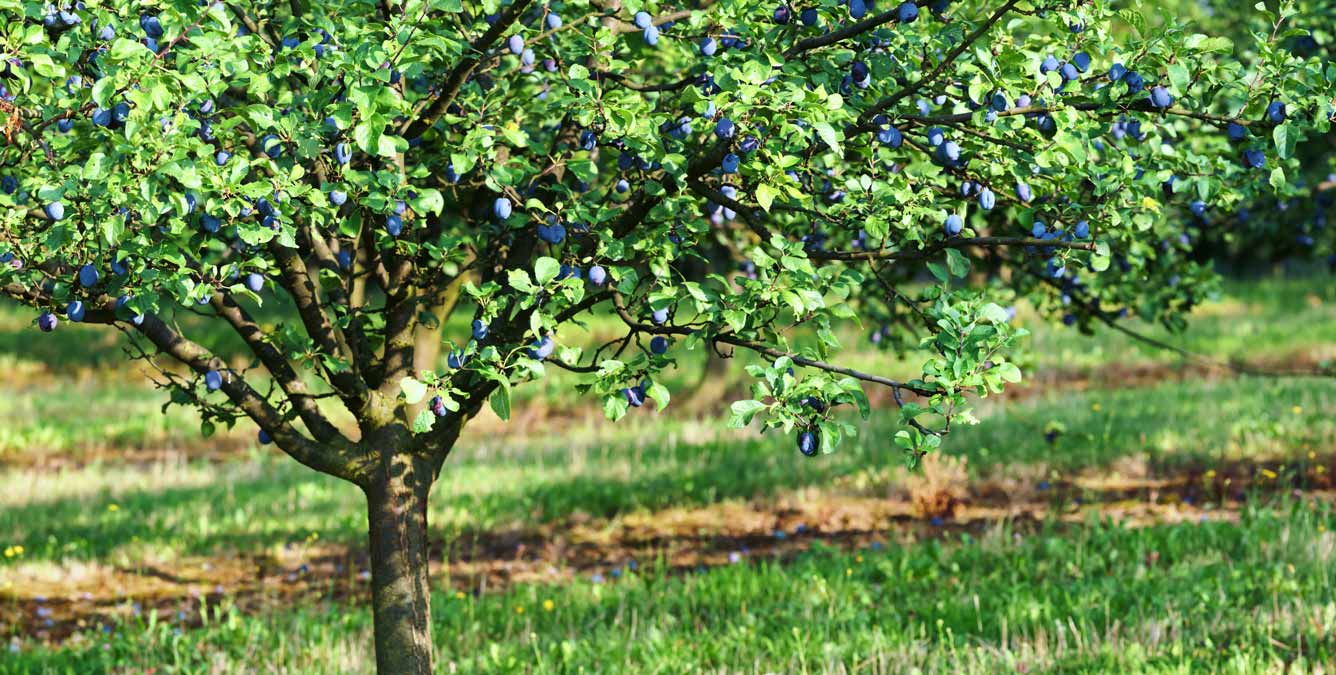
[4,453,1332,645]
[1000,349,1334,402]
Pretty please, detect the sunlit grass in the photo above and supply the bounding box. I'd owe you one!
[2,274,1335,671]
[7,501,1334,673]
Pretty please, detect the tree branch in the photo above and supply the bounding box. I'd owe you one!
[399,0,536,139]
[132,312,368,482]
[271,243,370,411]
[209,292,350,445]
[609,292,941,397]
[784,0,931,58]
[858,0,1022,125]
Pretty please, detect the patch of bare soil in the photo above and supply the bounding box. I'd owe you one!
[998,349,1334,402]
[4,453,1333,645]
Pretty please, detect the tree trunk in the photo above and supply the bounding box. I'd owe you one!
[413,276,466,374]
[364,453,437,675]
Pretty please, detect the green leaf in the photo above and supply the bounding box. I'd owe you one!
[498,126,528,148]
[414,189,445,215]
[110,38,148,62]
[979,303,1010,324]
[534,256,560,285]
[926,261,949,283]
[728,399,766,427]
[376,134,404,157]
[647,382,671,412]
[945,249,970,278]
[490,383,512,421]
[604,394,629,422]
[507,269,536,293]
[102,216,124,246]
[1269,166,1287,191]
[92,77,117,108]
[411,409,436,434]
[399,377,428,404]
[812,122,842,155]
[723,309,748,332]
[755,183,777,212]
[1167,63,1190,93]
[995,362,1023,383]
[1273,124,1295,160]
[1185,34,1233,53]
[353,122,378,154]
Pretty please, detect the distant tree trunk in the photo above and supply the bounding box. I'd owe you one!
[364,451,438,675]
[413,276,466,373]
[686,348,731,411]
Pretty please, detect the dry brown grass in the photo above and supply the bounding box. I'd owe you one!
[906,452,969,520]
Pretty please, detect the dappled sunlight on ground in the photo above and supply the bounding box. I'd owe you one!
[4,446,1333,645]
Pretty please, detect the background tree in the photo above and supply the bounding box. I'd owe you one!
[0,0,1330,671]
[1128,0,1336,271]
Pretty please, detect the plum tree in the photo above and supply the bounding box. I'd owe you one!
[0,1,1330,672]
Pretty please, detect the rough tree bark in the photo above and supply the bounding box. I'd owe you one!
[363,449,440,675]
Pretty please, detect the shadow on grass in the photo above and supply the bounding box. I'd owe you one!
[4,374,1333,564]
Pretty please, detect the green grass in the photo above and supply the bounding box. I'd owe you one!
[1,374,1332,566]
[1019,273,1336,373]
[0,382,218,455]
[7,501,1334,673]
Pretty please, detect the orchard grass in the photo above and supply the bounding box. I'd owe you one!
[6,499,1334,673]
[1,374,1333,566]
[3,376,1334,672]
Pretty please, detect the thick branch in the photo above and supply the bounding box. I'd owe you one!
[373,258,420,395]
[399,0,536,139]
[209,292,349,444]
[271,243,370,409]
[132,313,366,481]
